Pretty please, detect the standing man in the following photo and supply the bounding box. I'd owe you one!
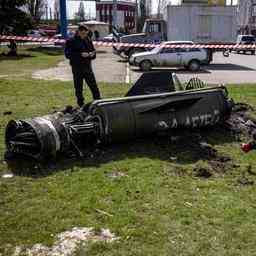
[65,25,101,107]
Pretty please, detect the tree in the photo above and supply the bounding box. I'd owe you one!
[0,0,32,34]
[156,0,170,18]
[25,0,46,23]
[54,0,60,20]
[76,1,86,21]
[146,0,152,18]
[137,0,152,31]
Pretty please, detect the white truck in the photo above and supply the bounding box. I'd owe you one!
[113,5,237,64]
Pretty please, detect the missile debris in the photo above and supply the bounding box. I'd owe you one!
[5,72,233,161]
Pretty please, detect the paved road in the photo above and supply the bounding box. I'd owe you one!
[33,47,256,85]
[33,47,126,83]
[130,51,256,85]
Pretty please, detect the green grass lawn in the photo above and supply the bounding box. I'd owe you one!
[0,46,64,78]
[0,48,256,255]
[0,79,256,256]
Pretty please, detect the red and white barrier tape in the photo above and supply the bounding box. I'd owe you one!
[1,35,256,50]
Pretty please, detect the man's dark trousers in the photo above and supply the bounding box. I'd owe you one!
[72,66,101,107]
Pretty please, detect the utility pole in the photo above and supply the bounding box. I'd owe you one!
[59,0,67,38]
[113,0,117,28]
[135,0,138,32]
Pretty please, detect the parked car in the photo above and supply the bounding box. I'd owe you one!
[53,31,75,46]
[27,30,46,38]
[102,33,115,42]
[102,32,126,42]
[234,35,256,55]
[129,41,207,71]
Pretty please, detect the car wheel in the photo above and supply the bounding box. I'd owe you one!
[140,60,152,71]
[251,50,255,55]
[188,60,200,72]
[128,48,136,59]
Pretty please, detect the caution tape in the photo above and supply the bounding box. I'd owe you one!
[1,35,256,49]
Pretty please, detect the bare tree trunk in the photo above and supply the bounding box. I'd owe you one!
[157,0,169,19]
[26,0,46,23]
[54,0,60,20]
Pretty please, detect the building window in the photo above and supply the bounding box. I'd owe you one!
[253,5,256,17]
[148,23,161,33]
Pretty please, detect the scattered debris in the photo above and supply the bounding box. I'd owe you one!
[12,246,24,256]
[3,111,12,116]
[241,141,256,153]
[0,75,9,78]
[237,176,254,186]
[13,227,119,256]
[170,136,181,143]
[225,102,256,154]
[184,202,193,207]
[194,166,212,178]
[2,173,14,179]
[247,165,256,176]
[226,103,256,138]
[107,171,128,179]
[95,208,114,217]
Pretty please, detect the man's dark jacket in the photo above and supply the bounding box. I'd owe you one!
[65,35,96,68]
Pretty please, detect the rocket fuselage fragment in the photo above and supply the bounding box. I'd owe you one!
[90,86,231,143]
[5,86,232,160]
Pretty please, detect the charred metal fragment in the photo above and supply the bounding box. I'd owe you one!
[5,73,233,161]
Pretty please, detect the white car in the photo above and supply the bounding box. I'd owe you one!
[129,41,207,72]
[234,35,255,55]
[27,30,46,38]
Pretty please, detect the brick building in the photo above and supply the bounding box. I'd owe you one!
[96,1,136,32]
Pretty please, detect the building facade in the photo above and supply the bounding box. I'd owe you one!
[96,1,136,32]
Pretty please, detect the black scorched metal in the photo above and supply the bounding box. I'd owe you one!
[5,72,233,160]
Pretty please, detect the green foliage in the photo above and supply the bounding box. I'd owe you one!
[0,78,255,255]
[0,46,64,77]
[26,0,46,23]
[0,0,33,34]
[75,1,86,21]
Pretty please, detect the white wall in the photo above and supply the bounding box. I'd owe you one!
[166,5,237,42]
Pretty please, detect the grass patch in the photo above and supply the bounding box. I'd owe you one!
[0,78,256,255]
[0,46,64,78]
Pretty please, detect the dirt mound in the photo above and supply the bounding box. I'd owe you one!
[226,103,256,139]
